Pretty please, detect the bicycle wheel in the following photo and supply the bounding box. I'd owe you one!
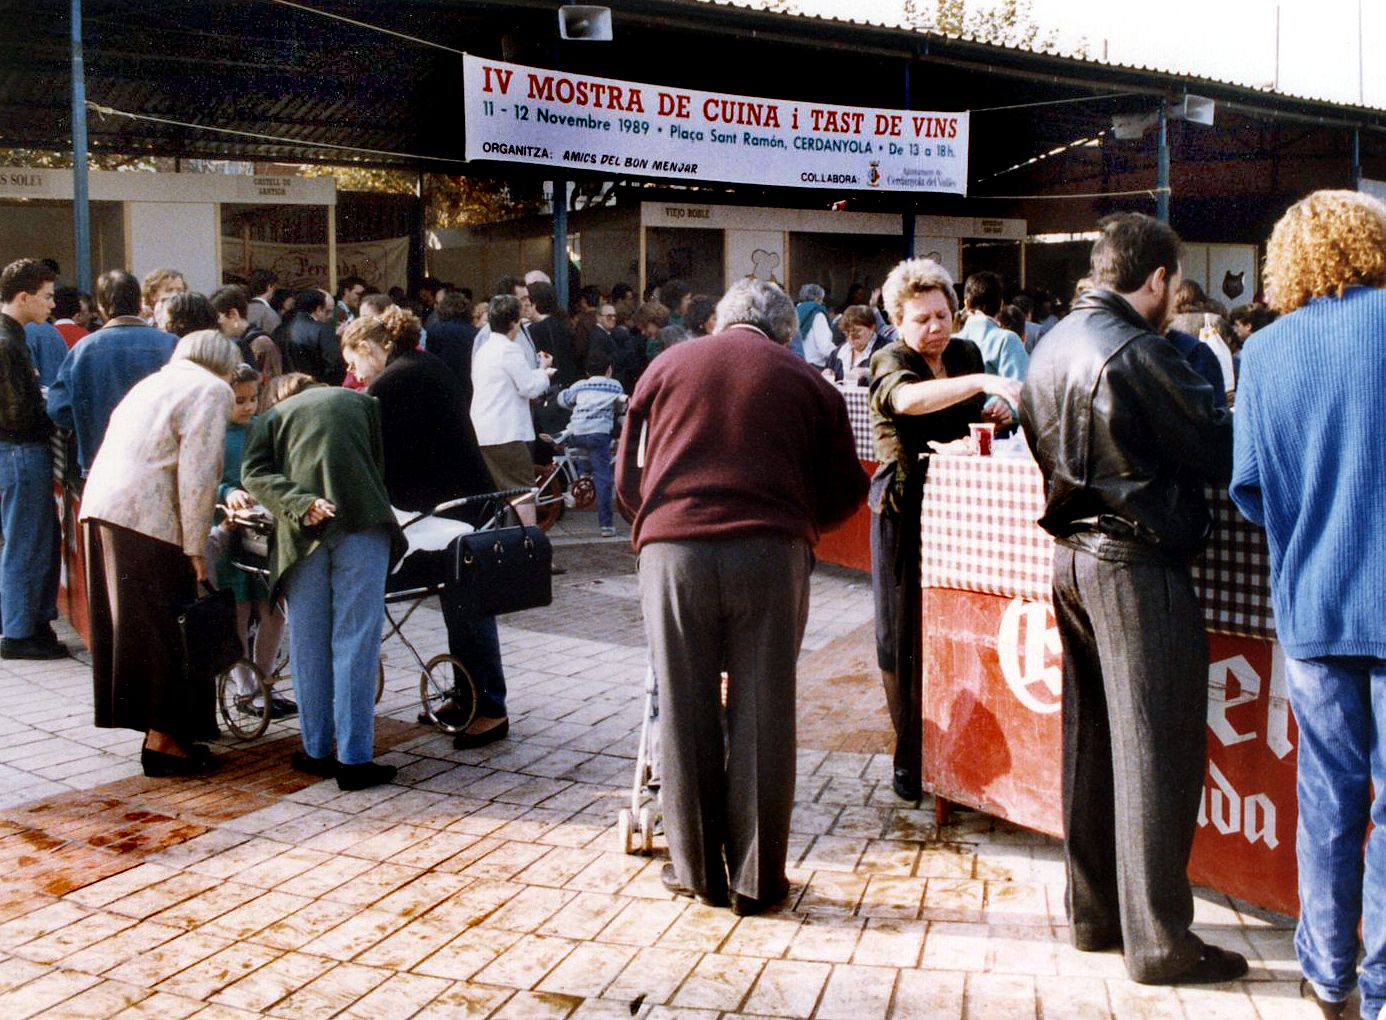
[570,475,596,509]
[217,658,272,740]
[418,654,478,734]
[534,463,566,532]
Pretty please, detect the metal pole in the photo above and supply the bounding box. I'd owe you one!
[553,177,568,309]
[1156,107,1170,223]
[1353,127,1362,191]
[70,0,91,291]
[901,56,916,259]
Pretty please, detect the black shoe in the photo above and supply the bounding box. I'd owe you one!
[0,635,67,660]
[336,761,397,791]
[236,697,267,718]
[452,718,509,750]
[892,768,922,802]
[268,696,298,719]
[290,751,338,778]
[1300,978,1349,1018]
[141,747,219,778]
[1159,943,1249,985]
[661,863,729,908]
[731,884,790,917]
[34,622,60,646]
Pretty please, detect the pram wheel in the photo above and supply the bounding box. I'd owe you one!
[638,807,655,852]
[418,654,478,734]
[533,463,566,532]
[217,658,272,740]
[375,658,385,704]
[618,808,635,854]
[570,476,595,509]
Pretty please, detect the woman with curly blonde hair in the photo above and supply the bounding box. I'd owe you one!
[1230,188,1386,1018]
[1262,189,1386,314]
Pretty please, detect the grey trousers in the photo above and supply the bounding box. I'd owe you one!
[1052,543,1209,982]
[639,535,812,902]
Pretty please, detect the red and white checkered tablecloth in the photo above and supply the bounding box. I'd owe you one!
[919,455,1276,640]
[836,385,876,462]
[920,456,1053,603]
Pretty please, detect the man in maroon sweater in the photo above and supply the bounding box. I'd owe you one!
[617,278,868,915]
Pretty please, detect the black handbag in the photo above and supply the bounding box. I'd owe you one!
[178,582,243,680]
[451,525,553,617]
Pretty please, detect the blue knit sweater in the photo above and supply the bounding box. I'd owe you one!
[1230,286,1386,659]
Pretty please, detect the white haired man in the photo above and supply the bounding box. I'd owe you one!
[617,278,867,915]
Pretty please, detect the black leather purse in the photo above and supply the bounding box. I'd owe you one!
[451,525,553,617]
[178,582,243,680]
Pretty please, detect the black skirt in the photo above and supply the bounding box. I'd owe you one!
[86,521,216,740]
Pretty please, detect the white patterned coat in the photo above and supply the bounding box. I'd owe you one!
[80,358,233,558]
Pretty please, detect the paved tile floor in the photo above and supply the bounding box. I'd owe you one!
[0,516,1324,1018]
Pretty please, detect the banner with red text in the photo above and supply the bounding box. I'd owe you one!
[463,55,969,195]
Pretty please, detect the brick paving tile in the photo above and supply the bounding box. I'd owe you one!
[56,920,184,976]
[151,942,281,1001]
[601,945,702,1007]
[656,902,740,953]
[296,906,412,961]
[0,543,1318,1019]
[353,911,461,971]
[668,952,764,1012]
[29,976,152,1017]
[264,960,391,1018]
[0,967,101,1017]
[963,971,1039,1018]
[741,958,831,1017]
[335,971,453,1018]
[206,951,334,1013]
[410,981,512,1019]
[534,940,637,999]
[10,911,138,967]
[785,913,865,963]
[488,988,582,1018]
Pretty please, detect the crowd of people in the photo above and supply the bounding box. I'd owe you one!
[1,184,1381,1014]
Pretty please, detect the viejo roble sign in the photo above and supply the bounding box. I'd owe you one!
[463,55,970,195]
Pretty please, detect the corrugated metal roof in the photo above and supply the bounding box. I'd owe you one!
[690,0,1385,114]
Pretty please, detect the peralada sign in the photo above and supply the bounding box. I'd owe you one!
[463,55,969,195]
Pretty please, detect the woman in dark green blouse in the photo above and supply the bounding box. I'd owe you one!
[867,258,1023,804]
[242,383,405,791]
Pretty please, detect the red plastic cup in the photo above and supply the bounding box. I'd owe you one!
[969,422,995,456]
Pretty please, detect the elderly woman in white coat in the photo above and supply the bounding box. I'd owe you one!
[80,329,240,777]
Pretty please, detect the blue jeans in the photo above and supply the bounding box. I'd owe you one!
[569,432,614,528]
[439,592,506,718]
[0,440,59,639]
[282,527,390,766]
[1284,654,1386,1018]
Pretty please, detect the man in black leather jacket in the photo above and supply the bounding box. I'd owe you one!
[1020,213,1239,986]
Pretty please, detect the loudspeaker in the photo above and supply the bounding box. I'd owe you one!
[558,6,613,41]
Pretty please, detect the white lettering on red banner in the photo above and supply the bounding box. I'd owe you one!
[997,598,1062,714]
[463,55,969,195]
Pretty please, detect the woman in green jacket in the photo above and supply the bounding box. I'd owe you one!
[241,383,404,791]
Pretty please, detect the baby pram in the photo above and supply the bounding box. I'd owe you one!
[218,486,537,739]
